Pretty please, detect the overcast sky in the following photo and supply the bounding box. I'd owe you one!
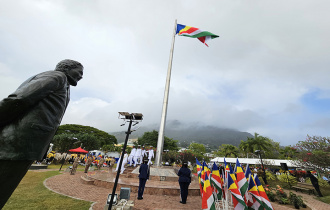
[1,0,330,146]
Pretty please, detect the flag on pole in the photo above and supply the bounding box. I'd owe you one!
[235,159,249,201]
[201,161,209,187]
[196,158,203,196]
[247,174,263,209]
[254,175,274,210]
[245,164,252,180]
[176,24,219,47]
[224,158,230,181]
[210,163,223,200]
[227,173,248,210]
[202,172,216,210]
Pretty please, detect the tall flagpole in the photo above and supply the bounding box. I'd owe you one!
[154,19,177,167]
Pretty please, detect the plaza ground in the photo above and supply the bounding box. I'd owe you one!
[4,167,330,210]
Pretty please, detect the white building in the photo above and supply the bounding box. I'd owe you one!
[210,157,298,168]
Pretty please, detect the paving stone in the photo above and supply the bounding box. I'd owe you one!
[44,170,330,210]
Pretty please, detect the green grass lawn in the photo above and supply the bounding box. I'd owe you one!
[3,170,92,210]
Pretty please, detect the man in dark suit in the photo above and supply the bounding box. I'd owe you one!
[137,159,150,200]
[0,59,83,208]
[178,162,191,204]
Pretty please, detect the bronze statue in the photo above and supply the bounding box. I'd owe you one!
[0,59,83,208]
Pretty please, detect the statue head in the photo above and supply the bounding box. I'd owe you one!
[55,59,83,86]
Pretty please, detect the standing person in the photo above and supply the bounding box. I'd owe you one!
[109,157,115,172]
[120,152,129,174]
[307,171,323,197]
[116,149,123,172]
[0,59,83,208]
[141,146,146,160]
[70,154,80,175]
[147,146,154,165]
[98,155,105,170]
[128,146,136,166]
[134,145,142,167]
[137,159,150,200]
[84,154,93,173]
[178,162,191,204]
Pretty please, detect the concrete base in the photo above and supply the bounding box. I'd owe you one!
[29,164,48,170]
[82,166,200,196]
[104,200,134,210]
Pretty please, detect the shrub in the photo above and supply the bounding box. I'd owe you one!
[277,173,297,187]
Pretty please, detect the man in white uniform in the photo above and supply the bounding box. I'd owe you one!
[120,152,128,174]
[128,146,136,166]
[148,146,154,165]
[141,146,146,164]
[134,145,142,167]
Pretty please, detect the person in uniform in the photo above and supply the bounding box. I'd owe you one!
[128,146,136,166]
[115,149,123,172]
[0,59,83,208]
[120,152,129,174]
[141,146,146,160]
[70,154,80,175]
[147,146,154,165]
[137,159,150,200]
[178,162,191,204]
[98,155,105,170]
[134,145,142,167]
[84,154,93,173]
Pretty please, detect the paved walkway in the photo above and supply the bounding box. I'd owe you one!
[44,170,330,210]
[45,170,202,210]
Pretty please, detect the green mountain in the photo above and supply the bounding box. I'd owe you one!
[110,120,253,149]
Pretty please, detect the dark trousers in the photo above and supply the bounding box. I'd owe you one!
[138,178,147,198]
[179,182,190,203]
[0,160,34,209]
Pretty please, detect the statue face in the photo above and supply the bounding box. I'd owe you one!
[66,66,83,86]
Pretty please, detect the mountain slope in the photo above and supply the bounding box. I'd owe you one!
[110,120,253,149]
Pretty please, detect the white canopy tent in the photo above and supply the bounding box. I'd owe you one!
[210,157,298,168]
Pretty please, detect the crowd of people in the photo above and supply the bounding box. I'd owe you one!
[37,145,156,175]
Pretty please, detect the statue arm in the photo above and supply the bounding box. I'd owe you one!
[0,72,66,127]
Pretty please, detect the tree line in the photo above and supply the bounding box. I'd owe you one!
[51,125,329,172]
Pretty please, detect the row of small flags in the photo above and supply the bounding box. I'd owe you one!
[196,158,274,210]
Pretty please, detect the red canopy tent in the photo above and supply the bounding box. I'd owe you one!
[68,147,88,154]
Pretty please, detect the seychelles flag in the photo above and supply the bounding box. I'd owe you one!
[210,163,222,200]
[202,173,216,210]
[176,24,219,47]
[228,174,248,210]
[247,174,263,209]
[235,159,249,201]
[196,158,203,196]
[254,175,274,210]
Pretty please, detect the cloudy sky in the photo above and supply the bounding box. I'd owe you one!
[1,0,330,146]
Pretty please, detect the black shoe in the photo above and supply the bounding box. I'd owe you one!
[137,197,143,200]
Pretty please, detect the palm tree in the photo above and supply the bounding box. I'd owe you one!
[218,144,239,157]
[239,140,254,158]
[246,133,273,154]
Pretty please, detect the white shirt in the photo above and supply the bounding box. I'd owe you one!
[129,148,136,157]
[148,149,154,158]
[141,149,146,157]
[135,148,142,156]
